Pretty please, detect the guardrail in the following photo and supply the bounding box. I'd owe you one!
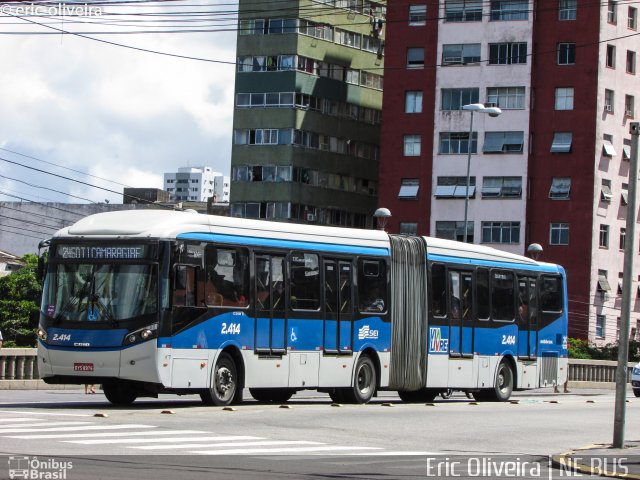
[0,349,637,386]
[568,358,635,383]
[0,348,39,380]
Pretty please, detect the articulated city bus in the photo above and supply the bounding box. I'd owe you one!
[37,210,567,405]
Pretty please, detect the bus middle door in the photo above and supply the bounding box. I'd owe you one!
[323,259,353,354]
[449,270,474,357]
[517,277,538,359]
[255,255,287,355]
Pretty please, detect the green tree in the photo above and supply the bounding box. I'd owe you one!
[0,254,42,347]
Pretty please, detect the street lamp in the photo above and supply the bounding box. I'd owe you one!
[461,103,502,243]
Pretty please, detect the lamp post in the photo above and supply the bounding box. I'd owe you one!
[461,103,502,243]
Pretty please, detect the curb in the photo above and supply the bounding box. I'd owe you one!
[551,445,640,480]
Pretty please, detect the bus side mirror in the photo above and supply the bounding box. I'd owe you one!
[37,256,46,283]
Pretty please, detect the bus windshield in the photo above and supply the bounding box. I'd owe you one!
[42,263,157,323]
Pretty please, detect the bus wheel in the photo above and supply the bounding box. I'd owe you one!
[201,352,237,406]
[398,389,437,403]
[328,389,344,404]
[249,388,293,403]
[343,355,377,404]
[490,361,514,402]
[103,381,137,406]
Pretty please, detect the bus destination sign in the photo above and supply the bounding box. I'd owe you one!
[57,245,147,260]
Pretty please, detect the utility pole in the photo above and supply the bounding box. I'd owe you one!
[613,121,639,448]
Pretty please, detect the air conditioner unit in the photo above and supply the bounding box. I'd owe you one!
[605,104,613,112]
[306,213,316,221]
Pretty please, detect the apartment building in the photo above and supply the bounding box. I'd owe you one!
[379,0,640,341]
[230,0,386,227]
[164,166,230,203]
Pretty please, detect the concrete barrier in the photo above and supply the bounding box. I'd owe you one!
[0,349,638,389]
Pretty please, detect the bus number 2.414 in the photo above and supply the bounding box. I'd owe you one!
[501,335,516,345]
[221,323,240,335]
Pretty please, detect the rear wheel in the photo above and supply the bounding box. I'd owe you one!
[342,355,377,404]
[200,352,238,406]
[250,388,294,403]
[398,388,437,403]
[103,381,137,406]
[490,361,514,401]
[634,389,640,398]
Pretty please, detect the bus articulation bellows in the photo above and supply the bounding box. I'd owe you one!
[37,210,568,406]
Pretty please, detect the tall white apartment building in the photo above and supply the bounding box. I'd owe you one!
[164,167,230,203]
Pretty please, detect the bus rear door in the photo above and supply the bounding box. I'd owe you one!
[323,259,353,354]
[255,254,287,355]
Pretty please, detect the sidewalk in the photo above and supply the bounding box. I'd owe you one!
[552,442,640,479]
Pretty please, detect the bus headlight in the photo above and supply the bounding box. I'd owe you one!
[123,323,158,346]
[37,327,48,341]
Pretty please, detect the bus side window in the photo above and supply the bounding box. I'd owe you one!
[205,247,249,308]
[358,259,387,313]
[290,252,320,311]
[491,270,515,321]
[430,263,447,317]
[540,276,563,312]
[174,265,197,307]
[476,268,490,320]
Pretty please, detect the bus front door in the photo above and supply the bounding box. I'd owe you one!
[517,277,538,359]
[255,255,287,355]
[323,260,353,354]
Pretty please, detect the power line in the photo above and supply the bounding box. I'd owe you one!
[0,173,99,204]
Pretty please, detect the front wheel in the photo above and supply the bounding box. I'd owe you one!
[103,381,137,406]
[341,355,377,404]
[201,352,238,406]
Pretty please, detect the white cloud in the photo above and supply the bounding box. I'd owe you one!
[0,1,237,204]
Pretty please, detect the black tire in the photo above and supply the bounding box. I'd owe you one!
[250,388,294,403]
[103,381,137,406]
[472,390,490,402]
[634,389,640,398]
[489,361,514,402]
[342,355,377,404]
[398,388,438,403]
[200,352,238,406]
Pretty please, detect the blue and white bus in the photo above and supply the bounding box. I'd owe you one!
[37,209,567,405]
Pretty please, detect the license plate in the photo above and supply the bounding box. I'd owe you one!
[73,363,94,372]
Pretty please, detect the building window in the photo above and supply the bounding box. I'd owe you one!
[481,221,520,244]
[608,0,617,24]
[409,4,427,25]
[629,6,637,29]
[442,43,481,65]
[481,177,522,198]
[603,135,616,157]
[486,86,525,109]
[620,228,627,250]
[625,95,635,117]
[483,131,524,153]
[549,177,571,199]
[606,44,616,68]
[605,89,615,113]
[557,43,576,64]
[601,178,613,202]
[596,315,606,338]
[627,50,636,74]
[559,0,576,20]
[551,132,573,153]
[439,132,478,154]
[399,223,418,235]
[555,87,574,110]
[489,42,528,64]
[441,88,479,110]
[405,91,423,113]
[407,48,425,68]
[550,223,569,245]
[435,176,476,198]
[398,179,420,199]
[600,224,610,248]
[623,139,631,161]
[436,221,474,242]
[404,135,422,156]
[444,0,482,22]
[490,0,528,21]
